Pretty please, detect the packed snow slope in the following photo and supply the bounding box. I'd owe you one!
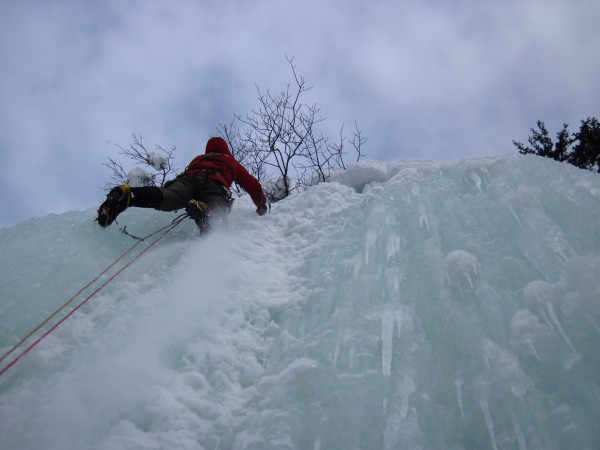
[1,154,600,450]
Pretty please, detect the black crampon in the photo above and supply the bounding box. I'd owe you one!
[97,185,131,227]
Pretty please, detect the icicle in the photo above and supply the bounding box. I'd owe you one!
[395,310,403,338]
[455,378,465,419]
[507,205,522,224]
[466,273,474,289]
[479,398,499,450]
[483,347,491,371]
[313,436,321,450]
[469,171,483,194]
[365,229,377,266]
[545,302,577,354]
[399,375,415,420]
[392,271,400,292]
[511,412,528,450]
[540,307,556,334]
[382,315,394,377]
[418,204,429,230]
[526,338,542,361]
[386,234,401,262]
[333,325,346,366]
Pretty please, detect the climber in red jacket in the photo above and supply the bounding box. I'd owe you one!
[97,137,268,233]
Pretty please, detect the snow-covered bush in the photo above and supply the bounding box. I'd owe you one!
[103,134,177,190]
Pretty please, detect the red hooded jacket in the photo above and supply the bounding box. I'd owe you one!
[185,137,267,210]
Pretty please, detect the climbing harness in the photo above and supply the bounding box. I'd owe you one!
[0,214,187,378]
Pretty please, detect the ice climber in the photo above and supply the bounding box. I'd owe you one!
[97,136,268,233]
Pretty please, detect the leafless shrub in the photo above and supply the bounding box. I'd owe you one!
[103,133,178,190]
[219,56,366,202]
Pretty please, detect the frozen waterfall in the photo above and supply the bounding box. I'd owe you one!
[1,154,599,449]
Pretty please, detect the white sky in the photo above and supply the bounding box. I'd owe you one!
[1,0,599,227]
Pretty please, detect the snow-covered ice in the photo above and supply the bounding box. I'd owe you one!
[1,154,600,449]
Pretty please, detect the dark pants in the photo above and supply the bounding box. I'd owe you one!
[131,174,231,229]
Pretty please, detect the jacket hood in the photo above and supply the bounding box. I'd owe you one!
[205,137,232,156]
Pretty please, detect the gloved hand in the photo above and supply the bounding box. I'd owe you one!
[257,205,268,216]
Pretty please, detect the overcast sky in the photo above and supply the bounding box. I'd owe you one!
[1,0,598,228]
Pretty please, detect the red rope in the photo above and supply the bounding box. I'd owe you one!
[0,217,185,378]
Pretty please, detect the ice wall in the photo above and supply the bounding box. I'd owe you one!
[1,154,599,449]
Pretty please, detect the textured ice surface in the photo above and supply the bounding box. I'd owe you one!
[1,154,600,449]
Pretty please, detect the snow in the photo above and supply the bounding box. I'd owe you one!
[1,154,600,449]
[147,152,168,171]
[127,167,155,187]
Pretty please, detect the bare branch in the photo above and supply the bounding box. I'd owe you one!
[103,133,179,190]
[217,57,367,202]
[102,157,128,190]
[351,121,367,162]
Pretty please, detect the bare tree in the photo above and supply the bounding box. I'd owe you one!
[103,133,178,189]
[219,56,366,202]
[239,56,323,198]
[349,121,368,165]
[303,121,367,184]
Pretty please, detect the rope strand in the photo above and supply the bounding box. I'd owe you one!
[0,216,186,377]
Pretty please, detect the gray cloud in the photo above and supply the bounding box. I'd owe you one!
[1,0,598,227]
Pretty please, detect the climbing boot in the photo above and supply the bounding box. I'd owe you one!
[186,199,210,233]
[97,184,131,227]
